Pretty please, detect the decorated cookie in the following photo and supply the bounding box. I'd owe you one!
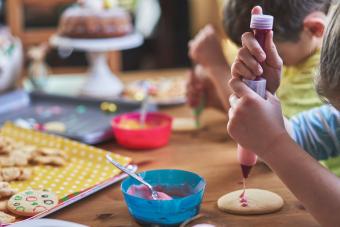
[7,190,58,217]
[217,188,284,215]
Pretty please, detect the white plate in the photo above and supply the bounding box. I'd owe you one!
[115,96,186,106]
[10,219,88,227]
[50,33,143,52]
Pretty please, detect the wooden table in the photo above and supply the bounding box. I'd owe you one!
[49,69,319,227]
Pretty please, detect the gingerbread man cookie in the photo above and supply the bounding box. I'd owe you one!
[7,189,58,217]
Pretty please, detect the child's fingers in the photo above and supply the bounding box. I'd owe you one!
[186,70,204,107]
[188,41,195,58]
[190,68,205,89]
[264,31,283,69]
[187,71,197,92]
[202,24,215,35]
[186,70,195,89]
[188,40,193,49]
[251,6,263,15]
[188,69,201,87]
[238,47,263,76]
[188,69,195,83]
[266,91,281,104]
[266,91,276,101]
[241,32,266,62]
[191,26,211,48]
[186,85,199,106]
[188,34,203,59]
[231,59,255,80]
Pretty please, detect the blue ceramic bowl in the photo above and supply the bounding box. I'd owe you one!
[121,169,206,226]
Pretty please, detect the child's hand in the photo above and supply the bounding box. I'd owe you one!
[188,25,226,68]
[186,65,225,111]
[231,7,283,94]
[227,77,287,156]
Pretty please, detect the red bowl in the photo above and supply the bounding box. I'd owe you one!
[112,112,172,150]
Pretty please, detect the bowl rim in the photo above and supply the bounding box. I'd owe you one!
[121,169,206,202]
[111,112,173,131]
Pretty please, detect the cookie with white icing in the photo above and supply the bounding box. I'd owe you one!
[7,189,58,217]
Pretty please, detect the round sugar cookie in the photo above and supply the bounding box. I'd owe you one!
[7,189,58,217]
[172,118,200,132]
[217,189,284,215]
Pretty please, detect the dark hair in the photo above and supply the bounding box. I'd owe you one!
[223,0,332,46]
[316,4,340,105]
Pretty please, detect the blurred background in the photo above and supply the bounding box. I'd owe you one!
[0,0,226,143]
[0,0,224,77]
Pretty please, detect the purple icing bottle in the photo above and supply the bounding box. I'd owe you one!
[238,14,274,179]
[243,14,274,98]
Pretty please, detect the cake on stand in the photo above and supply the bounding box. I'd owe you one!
[50,33,143,98]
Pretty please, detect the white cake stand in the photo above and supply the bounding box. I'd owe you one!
[50,33,143,98]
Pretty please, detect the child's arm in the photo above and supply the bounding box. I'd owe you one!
[228,80,340,226]
[186,65,226,112]
[264,132,340,227]
[188,25,231,112]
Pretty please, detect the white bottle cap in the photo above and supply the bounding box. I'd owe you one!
[250,15,274,30]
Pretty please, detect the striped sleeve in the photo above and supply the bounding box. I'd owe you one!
[290,105,340,160]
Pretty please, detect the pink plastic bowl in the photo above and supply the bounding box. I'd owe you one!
[112,112,173,150]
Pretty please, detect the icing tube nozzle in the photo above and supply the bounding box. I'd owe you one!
[238,146,257,178]
[237,146,258,166]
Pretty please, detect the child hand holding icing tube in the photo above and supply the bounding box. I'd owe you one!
[228,5,340,227]
[232,6,282,178]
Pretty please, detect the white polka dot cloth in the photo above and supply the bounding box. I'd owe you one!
[1,123,131,200]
